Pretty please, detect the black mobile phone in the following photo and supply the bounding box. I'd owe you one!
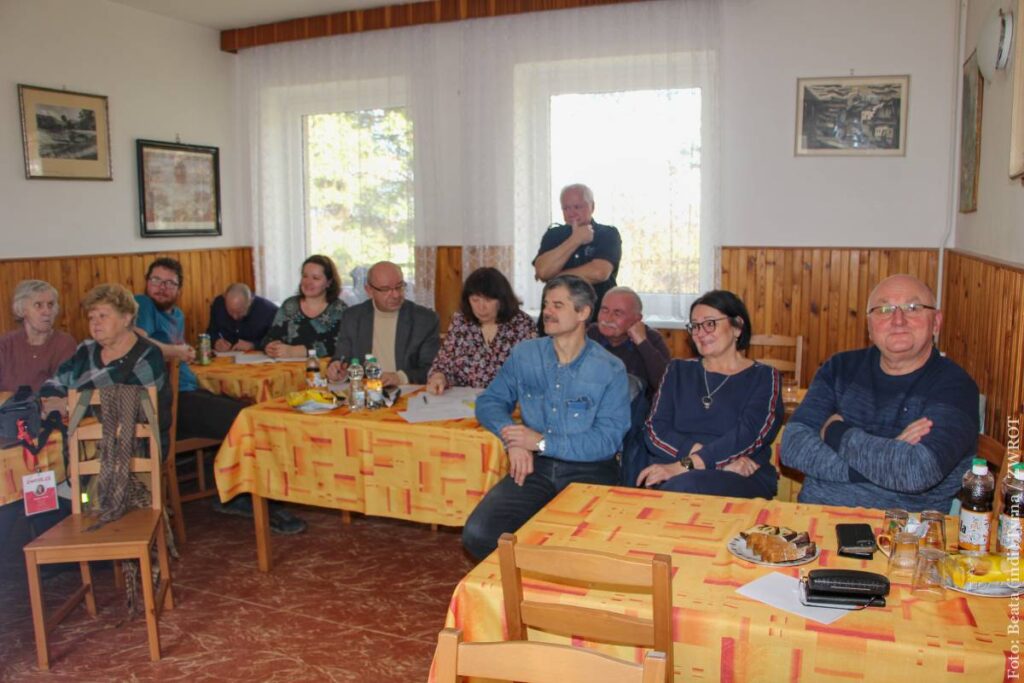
[835,523,877,558]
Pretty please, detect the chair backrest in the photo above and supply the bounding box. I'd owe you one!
[497,533,673,680]
[770,426,805,503]
[434,628,666,683]
[67,385,162,514]
[748,334,804,387]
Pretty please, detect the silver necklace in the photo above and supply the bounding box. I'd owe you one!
[701,363,731,410]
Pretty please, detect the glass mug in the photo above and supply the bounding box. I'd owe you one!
[919,510,947,551]
[781,377,800,406]
[877,508,910,555]
[887,531,919,582]
[910,548,947,600]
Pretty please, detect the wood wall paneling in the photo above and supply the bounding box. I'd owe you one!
[220,0,648,52]
[0,247,254,346]
[940,250,1024,445]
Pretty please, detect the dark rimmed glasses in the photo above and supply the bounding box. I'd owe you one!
[685,317,728,334]
[867,303,936,317]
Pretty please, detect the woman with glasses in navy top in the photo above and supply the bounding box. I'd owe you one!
[635,290,784,499]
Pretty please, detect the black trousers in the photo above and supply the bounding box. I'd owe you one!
[176,389,245,441]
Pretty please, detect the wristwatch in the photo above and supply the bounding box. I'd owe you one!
[679,455,694,472]
[536,438,546,454]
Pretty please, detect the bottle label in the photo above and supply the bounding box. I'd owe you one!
[958,508,992,553]
[998,514,1023,556]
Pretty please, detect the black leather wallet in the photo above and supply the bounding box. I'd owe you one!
[835,523,877,558]
[800,569,889,609]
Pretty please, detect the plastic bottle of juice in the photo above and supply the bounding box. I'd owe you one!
[305,349,325,388]
[958,458,995,556]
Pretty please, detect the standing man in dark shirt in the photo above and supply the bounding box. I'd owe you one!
[207,283,278,352]
[533,184,622,322]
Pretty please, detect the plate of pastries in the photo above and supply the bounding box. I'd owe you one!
[728,524,819,566]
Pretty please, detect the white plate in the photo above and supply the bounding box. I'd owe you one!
[944,580,1024,598]
[293,401,341,415]
[727,534,820,567]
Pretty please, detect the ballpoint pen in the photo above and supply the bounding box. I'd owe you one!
[422,395,429,404]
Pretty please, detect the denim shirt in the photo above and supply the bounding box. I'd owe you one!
[475,336,630,462]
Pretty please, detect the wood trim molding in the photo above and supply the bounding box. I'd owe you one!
[220,0,648,52]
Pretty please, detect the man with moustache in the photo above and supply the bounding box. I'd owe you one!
[587,286,670,399]
[462,275,630,560]
[533,184,622,322]
[134,257,306,534]
[781,274,979,512]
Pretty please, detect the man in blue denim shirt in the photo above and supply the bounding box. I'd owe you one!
[463,275,630,560]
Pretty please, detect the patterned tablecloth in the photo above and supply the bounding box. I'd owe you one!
[192,355,309,403]
[435,483,1014,682]
[214,393,508,570]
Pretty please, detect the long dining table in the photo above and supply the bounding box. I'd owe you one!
[213,391,508,571]
[434,483,1013,682]
[191,354,310,403]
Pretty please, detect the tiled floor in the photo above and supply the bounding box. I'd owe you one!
[0,500,477,681]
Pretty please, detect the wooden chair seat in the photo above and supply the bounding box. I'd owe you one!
[22,386,173,670]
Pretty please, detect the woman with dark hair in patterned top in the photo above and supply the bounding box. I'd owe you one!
[425,267,535,394]
[263,254,347,358]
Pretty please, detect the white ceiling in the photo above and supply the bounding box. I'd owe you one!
[107,0,388,31]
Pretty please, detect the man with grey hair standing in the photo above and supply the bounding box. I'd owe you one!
[463,275,630,560]
[207,283,278,352]
[781,274,979,512]
[533,183,622,321]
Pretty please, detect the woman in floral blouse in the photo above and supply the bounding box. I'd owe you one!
[426,267,535,393]
[263,255,347,358]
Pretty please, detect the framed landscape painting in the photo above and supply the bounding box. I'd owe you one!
[18,84,112,180]
[137,139,221,237]
[796,75,909,156]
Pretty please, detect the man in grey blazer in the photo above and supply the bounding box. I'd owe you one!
[326,261,440,385]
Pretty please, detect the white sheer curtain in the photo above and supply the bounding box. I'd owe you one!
[236,0,720,319]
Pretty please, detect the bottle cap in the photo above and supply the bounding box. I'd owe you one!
[351,357,360,364]
[971,457,989,475]
[1013,463,1024,480]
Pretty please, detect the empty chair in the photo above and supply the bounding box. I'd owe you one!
[434,627,666,683]
[22,386,174,669]
[497,532,673,681]
[748,334,804,387]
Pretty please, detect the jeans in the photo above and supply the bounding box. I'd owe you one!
[462,456,619,561]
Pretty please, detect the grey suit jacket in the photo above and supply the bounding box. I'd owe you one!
[331,300,440,384]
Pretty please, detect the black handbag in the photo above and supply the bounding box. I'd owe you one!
[0,385,42,449]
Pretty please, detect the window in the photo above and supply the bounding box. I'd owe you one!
[304,108,414,303]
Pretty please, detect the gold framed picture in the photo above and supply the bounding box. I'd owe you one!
[17,84,112,180]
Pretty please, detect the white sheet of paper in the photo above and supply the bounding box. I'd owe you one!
[734,572,848,625]
[233,353,274,364]
[215,350,247,358]
[398,386,481,423]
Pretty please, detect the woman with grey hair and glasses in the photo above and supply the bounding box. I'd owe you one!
[0,280,76,392]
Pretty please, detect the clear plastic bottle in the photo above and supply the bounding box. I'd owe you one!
[348,357,365,410]
[305,349,325,388]
[997,462,1024,557]
[364,354,384,409]
[958,457,995,556]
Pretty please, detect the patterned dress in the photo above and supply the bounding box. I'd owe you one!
[262,296,347,358]
[428,310,536,389]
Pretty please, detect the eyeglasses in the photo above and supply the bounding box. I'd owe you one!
[685,317,728,334]
[148,276,180,290]
[368,282,406,294]
[867,303,936,317]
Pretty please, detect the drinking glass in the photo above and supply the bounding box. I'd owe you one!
[878,508,910,555]
[910,548,947,600]
[919,510,947,551]
[781,377,800,406]
[887,531,919,582]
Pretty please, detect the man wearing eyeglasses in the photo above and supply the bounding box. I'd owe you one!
[326,261,439,386]
[781,274,979,512]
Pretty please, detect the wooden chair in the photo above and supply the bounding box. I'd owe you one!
[434,628,666,683]
[23,386,174,670]
[497,533,673,681]
[162,360,223,545]
[749,334,804,387]
[770,426,804,503]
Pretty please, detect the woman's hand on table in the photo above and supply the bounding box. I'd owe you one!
[636,461,685,488]
[265,341,304,358]
[425,373,446,395]
[326,360,347,382]
[507,446,534,486]
[721,455,759,477]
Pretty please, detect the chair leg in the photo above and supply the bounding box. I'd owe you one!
[113,560,125,589]
[80,562,97,616]
[165,457,187,545]
[24,551,50,670]
[138,546,161,662]
[156,522,175,611]
[196,450,208,493]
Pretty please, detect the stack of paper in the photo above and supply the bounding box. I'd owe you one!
[399,387,482,423]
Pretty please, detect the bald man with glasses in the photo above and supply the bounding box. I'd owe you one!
[326,261,439,386]
[781,274,980,512]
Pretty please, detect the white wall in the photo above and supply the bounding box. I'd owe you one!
[720,0,960,248]
[957,0,1024,265]
[0,0,242,258]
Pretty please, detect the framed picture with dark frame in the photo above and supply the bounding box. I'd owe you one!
[18,84,112,180]
[137,139,221,237]
[795,75,909,156]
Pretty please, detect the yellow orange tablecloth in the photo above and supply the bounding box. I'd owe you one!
[435,483,1012,682]
[192,356,309,403]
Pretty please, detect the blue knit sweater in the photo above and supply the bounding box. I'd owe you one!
[781,347,979,512]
